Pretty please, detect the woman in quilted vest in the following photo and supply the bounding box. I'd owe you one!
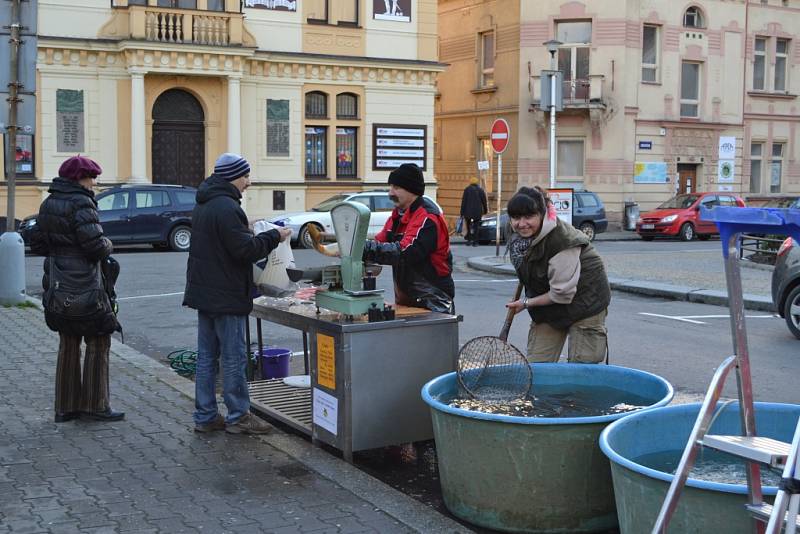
[29,156,124,423]
[504,186,611,363]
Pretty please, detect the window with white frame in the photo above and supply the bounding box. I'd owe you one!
[750,142,763,193]
[642,25,660,82]
[556,21,592,100]
[775,39,789,92]
[683,6,704,28]
[479,30,495,87]
[771,143,784,193]
[753,38,767,90]
[556,140,585,181]
[680,62,700,118]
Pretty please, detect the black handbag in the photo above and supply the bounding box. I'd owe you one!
[43,257,115,334]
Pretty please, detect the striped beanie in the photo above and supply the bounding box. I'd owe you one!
[214,153,250,182]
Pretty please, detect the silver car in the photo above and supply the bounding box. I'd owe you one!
[771,237,800,340]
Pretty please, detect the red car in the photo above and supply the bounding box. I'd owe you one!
[636,192,746,241]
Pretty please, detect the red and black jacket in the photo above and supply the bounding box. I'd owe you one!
[363,196,455,313]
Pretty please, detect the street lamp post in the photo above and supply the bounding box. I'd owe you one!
[544,39,562,190]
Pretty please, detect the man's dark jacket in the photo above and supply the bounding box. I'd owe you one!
[460,183,488,219]
[183,175,281,316]
[29,177,118,336]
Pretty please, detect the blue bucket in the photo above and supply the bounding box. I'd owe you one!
[260,348,291,379]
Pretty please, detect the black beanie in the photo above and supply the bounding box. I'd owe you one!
[388,163,425,196]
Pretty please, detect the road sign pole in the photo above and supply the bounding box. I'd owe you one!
[0,0,26,306]
[549,72,557,189]
[495,154,502,257]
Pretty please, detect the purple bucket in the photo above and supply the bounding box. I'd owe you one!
[260,348,291,379]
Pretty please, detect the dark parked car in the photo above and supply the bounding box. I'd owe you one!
[772,237,800,340]
[475,190,608,244]
[20,184,196,251]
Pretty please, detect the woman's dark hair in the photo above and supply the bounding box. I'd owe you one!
[507,186,548,218]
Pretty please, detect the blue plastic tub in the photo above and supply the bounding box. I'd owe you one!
[260,348,291,379]
[422,363,674,533]
[600,402,800,533]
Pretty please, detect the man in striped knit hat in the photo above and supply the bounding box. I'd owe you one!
[184,153,292,434]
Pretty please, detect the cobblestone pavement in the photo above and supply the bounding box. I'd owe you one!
[0,304,459,534]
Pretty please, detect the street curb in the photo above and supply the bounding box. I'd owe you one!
[466,257,776,312]
[94,309,469,533]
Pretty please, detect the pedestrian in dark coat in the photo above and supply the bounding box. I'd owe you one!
[460,177,488,246]
[29,155,124,423]
[183,153,292,435]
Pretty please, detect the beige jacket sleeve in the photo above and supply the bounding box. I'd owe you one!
[547,247,582,304]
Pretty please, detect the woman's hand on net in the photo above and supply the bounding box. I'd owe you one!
[505,299,527,315]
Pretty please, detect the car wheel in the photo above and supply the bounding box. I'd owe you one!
[169,226,192,252]
[299,223,322,250]
[783,285,800,340]
[578,222,596,241]
[679,223,695,241]
[640,235,654,241]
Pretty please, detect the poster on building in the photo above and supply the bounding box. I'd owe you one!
[718,160,735,183]
[373,0,411,22]
[373,124,426,170]
[633,161,668,183]
[56,89,84,153]
[266,99,290,157]
[6,133,34,176]
[244,0,296,11]
[548,188,573,225]
[718,136,736,160]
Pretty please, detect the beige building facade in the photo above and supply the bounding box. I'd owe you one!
[1,0,442,221]
[436,0,800,224]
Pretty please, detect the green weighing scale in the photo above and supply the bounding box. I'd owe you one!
[314,201,384,317]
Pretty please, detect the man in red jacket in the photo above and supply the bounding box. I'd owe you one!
[362,163,455,314]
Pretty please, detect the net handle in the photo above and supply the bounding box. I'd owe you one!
[499,282,523,342]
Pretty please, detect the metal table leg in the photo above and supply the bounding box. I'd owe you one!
[257,318,264,380]
[303,331,309,375]
[245,318,253,381]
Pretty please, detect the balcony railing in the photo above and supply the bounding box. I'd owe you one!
[531,74,606,110]
[124,5,244,46]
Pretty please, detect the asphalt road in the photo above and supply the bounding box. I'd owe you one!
[24,240,799,404]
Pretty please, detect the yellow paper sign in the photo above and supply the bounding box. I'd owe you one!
[317,333,336,390]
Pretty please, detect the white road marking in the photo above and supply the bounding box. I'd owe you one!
[454,279,517,283]
[639,312,778,325]
[118,291,184,301]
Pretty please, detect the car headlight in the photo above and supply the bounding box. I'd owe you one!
[659,214,678,223]
[636,217,643,224]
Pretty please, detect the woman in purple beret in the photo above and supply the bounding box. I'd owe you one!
[29,156,125,423]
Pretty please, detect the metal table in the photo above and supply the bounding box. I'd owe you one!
[248,296,460,462]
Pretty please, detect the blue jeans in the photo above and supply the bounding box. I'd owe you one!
[194,312,250,425]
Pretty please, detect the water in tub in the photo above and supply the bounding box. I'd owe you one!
[447,384,652,417]
[633,448,783,486]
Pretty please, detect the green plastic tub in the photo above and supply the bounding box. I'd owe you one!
[421,363,673,533]
[600,402,800,533]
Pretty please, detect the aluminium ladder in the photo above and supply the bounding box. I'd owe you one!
[653,207,800,534]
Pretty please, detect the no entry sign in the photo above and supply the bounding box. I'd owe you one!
[490,119,510,154]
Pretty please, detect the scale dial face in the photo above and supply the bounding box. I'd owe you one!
[331,203,360,257]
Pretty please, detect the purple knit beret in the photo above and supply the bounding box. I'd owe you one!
[58,155,103,181]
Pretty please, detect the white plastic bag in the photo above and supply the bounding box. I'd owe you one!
[253,220,296,297]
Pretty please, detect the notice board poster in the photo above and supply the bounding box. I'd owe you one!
[313,388,338,435]
[266,99,290,157]
[548,188,573,225]
[56,89,84,153]
[373,124,426,171]
[373,0,411,22]
[317,333,336,390]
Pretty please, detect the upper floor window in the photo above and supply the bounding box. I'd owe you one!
[754,37,767,90]
[339,0,358,25]
[750,142,764,193]
[305,91,328,119]
[307,0,328,23]
[557,140,585,182]
[771,143,784,193]
[157,0,197,8]
[479,30,495,87]
[680,61,700,117]
[775,39,789,91]
[207,0,223,11]
[556,21,592,44]
[336,93,358,119]
[556,21,592,100]
[642,24,660,82]
[683,6,704,28]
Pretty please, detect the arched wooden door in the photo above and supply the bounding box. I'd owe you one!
[151,89,205,187]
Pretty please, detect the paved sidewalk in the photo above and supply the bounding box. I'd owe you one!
[0,302,468,534]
